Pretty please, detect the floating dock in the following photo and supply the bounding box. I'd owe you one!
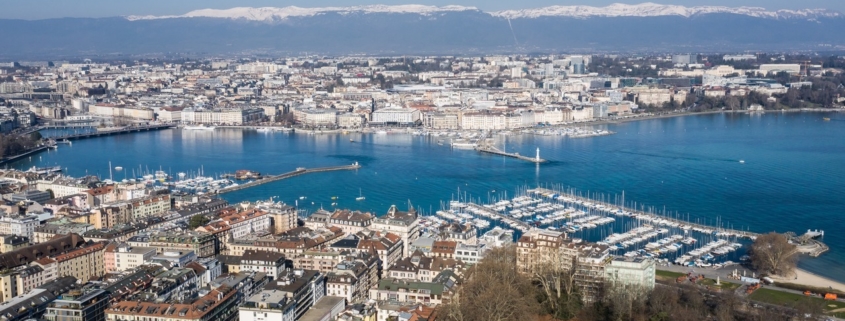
[475,145,547,163]
[214,163,361,195]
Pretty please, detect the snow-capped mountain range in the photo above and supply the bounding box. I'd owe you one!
[126,2,842,21]
[492,3,841,19]
[126,5,479,21]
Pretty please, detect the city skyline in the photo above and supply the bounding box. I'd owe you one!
[1,0,844,20]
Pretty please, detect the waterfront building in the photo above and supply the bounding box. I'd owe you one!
[294,108,338,127]
[89,104,155,120]
[338,113,365,128]
[328,210,374,236]
[605,257,656,291]
[182,107,265,125]
[422,112,459,129]
[370,108,421,126]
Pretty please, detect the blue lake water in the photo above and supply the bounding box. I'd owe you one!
[17,112,845,282]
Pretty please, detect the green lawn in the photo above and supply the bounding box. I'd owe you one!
[749,288,845,313]
[699,278,741,291]
[656,270,687,279]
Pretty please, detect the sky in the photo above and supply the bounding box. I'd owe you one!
[1,0,844,20]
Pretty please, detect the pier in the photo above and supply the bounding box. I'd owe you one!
[475,144,547,163]
[528,187,762,239]
[49,124,175,141]
[214,163,362,195]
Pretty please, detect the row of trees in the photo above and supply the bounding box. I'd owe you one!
[0,132,42,158]
[442,234,804,321]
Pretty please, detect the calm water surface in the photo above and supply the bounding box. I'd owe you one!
[17,112,845,281]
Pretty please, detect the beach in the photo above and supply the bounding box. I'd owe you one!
[773,268,845,292]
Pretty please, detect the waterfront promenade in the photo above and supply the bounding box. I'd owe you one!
[214,163,361,195]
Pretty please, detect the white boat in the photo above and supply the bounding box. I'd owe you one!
[184,125,216,131]
[356,188,366,201]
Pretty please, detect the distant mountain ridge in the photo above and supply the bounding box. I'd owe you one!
[125,5,480,21]
[126,3,842,21]
[1,3,844,58]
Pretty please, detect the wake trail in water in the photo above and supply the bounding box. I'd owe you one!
[615,150,739,163]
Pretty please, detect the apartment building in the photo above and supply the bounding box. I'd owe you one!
[106,243,156,273]
[370,205,420,257]
[0,214,39,239]
[54,242,106,283]
[604,256,656,291]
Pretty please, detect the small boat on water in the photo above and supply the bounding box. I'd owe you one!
[356,188,366,201]
[823,117,831,121]
[739,160,745,164]
[350,138,354,142]
[331,196,338,200]
[184,125,216,131]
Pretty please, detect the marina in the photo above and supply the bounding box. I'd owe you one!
[432,185,828,268]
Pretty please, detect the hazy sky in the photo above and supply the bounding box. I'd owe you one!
[2,0,844,20]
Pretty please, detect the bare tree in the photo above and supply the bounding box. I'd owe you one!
[441,246,539,321]
[750,233,798,276]
[531,248,580,318]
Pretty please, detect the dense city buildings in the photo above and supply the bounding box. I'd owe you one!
[0,50,842,321]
